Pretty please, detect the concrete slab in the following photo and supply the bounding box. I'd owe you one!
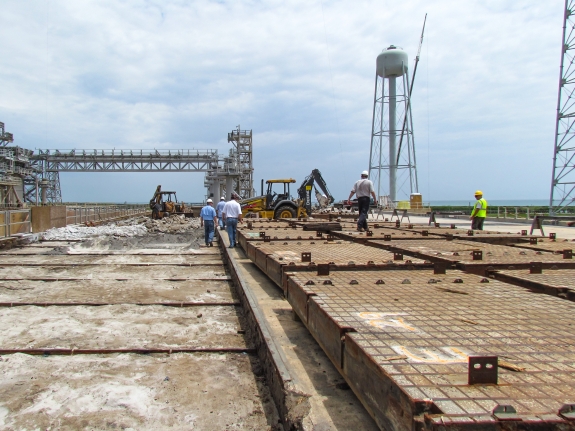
[0,278,234,304]
[0,305,246,349]
[0,352,279,430]
[0,264,227,280]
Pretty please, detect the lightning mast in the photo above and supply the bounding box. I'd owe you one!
[550,0,575,214]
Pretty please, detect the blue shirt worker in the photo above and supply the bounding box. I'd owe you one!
[200,199,218,247]
[215,197,226,229]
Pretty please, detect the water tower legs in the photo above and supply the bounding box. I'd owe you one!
[389,76,397,202]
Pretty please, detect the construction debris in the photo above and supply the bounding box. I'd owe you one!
[142,215,201,233]
[42,224,148,241]
[40,215,202,240]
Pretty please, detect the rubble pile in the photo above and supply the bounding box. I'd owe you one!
[142,215,202,234]
[42,224,148,241]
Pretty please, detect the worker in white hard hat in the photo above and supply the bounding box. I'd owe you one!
[215,196,226,230]
[200,198,218,247]
[347,171,377,232]
[469,190,488,231]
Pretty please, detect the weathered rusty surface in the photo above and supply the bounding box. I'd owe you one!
[0,254,225,266]
[334,228,438,243]
[237,228,323,250]
[490,268,575,301]
[367,239,575,271]
[0,347,255,355]
[513,237,575,253]
[0,264,227,281]
[286,270,575,430]
[244,240,430,290]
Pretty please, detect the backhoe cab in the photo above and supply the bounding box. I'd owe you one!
[241,179,306,219]
[149,185,193,219]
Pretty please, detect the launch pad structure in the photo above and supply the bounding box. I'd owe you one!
[0,124,254,206]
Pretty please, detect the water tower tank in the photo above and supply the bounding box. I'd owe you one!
[376,45,408,78]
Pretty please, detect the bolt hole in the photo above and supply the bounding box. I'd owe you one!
[474,364,481,369]
[486,363,493,369]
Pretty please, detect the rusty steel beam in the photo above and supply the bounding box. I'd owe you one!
[0,277,231,281]
[0,347,256,355]
[2,251,222,256]
[0,301,241,307]
[489,268,575,302]
[0,262,226,267]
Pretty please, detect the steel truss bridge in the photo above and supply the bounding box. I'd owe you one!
[18,128,254,205]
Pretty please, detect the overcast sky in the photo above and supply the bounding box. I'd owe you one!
[0,0,565,203]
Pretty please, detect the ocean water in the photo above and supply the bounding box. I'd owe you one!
[429,199,551,207]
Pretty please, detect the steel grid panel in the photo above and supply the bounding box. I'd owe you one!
[251,240,426,266]
[287,269,575,425]
[493,268,575,300]
[369,239,567,264]
[513,238,575,252]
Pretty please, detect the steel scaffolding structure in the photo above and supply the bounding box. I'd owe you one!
[228,127,254,199]
[31,148,220,172]
[25,148,223,204]
[550,0,575,214]
[0,122,254,205]
[1,122,38,207]
[0,122,14,147]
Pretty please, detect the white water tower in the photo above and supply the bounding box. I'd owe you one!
[368,45,418,203]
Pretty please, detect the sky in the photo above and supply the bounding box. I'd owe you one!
[0,0,566,203]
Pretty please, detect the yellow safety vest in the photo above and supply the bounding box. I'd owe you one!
[471,198,487,218]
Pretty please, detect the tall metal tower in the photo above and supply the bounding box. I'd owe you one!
[550,0,575,214]
[228,126,254,199]
[368,45,418,205]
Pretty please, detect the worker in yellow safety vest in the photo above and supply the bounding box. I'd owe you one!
[469,190,488,230]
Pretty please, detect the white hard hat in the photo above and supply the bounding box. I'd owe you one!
[361,170,369,176]
[220,197,225,200]
[207,198,213,203]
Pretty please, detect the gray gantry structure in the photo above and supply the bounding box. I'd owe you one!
[550,0,575,214]
[0,122,254,206]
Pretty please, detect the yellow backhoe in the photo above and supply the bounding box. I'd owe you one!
[240,179,307,219]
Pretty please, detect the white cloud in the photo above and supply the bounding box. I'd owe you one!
[0,0,566,202]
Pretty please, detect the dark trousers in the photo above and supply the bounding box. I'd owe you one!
[203,220,215,245]
[357,196,370,230]
[471,217,485,231]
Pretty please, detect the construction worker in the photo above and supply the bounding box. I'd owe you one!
[215,196,226,229]
[222,192,243,248]
[347,171,377,232]
[469,190,488,230]
[200,199,218,247]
